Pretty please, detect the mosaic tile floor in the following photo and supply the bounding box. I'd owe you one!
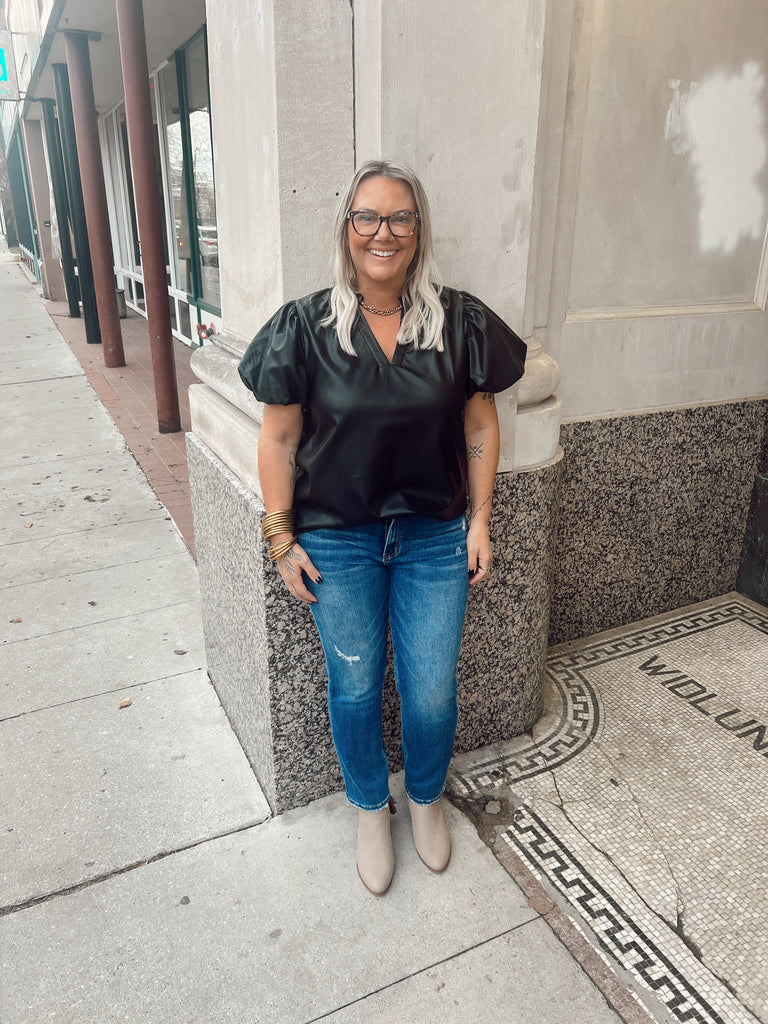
[448,594,768,1024]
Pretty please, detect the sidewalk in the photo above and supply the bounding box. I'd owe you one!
[0,253,624,1023]
[44,295,198,556]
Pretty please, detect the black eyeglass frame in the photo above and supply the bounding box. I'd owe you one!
[346,210,421,237]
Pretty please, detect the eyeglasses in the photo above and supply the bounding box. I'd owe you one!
[347,210,420,237]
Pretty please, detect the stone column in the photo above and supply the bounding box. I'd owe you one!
[355,0,563,741]
[40,100,80,316]
[188,0,354,811]
[469,338,563,747]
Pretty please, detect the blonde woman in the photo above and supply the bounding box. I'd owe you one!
[239,160,526,895]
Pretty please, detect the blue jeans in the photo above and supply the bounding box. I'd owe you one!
[301,515,469,811]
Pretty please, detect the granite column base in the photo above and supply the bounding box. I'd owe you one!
[187,432,563,813]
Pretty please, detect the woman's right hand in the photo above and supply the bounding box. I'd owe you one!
[275,540,322,604]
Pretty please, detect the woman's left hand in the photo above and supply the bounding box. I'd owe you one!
[467,518,493,586]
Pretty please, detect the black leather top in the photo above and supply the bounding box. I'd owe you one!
[239,287,527,532]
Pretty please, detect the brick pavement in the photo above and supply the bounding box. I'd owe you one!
[45,301,198,556]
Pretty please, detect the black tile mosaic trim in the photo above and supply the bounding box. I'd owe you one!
[502,808,725,1024]
[450,600,768,797]
[449,673,602,795]
[549,601,768,674]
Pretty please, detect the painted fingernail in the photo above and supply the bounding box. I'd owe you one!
[314,574,323,583]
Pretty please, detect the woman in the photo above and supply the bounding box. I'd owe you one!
[239,160,526,895]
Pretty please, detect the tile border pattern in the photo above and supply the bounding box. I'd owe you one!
[449,670,602,794]
[502,813,730,1024]
[448,598,768,1024]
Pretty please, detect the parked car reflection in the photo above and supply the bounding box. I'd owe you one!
[198,225,218,267]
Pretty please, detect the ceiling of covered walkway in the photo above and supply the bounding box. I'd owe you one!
[22,0,207,118]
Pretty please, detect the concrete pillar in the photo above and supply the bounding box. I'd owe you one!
[204,0,355,337]
[20,119,67,302]
[355,0,562,727]
[115,0,180,433]
[188,0,355,811]
[64,32,125,368]
[353,0,560,468]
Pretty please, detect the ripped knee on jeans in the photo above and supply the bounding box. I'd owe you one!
[333,643,361,665]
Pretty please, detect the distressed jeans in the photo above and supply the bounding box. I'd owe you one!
[301,515,470,811]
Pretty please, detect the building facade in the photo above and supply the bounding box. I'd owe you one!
[1,0,220,345]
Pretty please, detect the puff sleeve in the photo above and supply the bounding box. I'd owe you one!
[461,291,527,396]
[238,301,307,405]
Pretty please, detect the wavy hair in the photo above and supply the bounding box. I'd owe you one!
[322,160,445,356]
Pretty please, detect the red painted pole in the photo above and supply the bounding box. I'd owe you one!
[115,0,181,433]
[64,32,125,368]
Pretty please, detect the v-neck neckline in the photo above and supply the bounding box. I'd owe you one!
[357,312,408,368]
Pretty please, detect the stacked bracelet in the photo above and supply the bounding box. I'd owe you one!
[262,510,297,562]
[262,510,295,540]
[267,536,298,562]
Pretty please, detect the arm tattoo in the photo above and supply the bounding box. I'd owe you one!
[470,495,491,521]
[468,442,484,460]
[288,451,297,489]
[481,392,495,405]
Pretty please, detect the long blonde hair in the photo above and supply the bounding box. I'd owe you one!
[323,160,445,356]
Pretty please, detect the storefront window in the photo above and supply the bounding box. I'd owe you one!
[160,61,194,294]
[158,29,219,314]
[184,33,219,309]
[102,25,220,346]
[118,106,141,269]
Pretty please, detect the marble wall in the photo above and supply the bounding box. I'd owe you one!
[550,399,768,644]
[457,454,563,747]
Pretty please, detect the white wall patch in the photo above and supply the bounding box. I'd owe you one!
[666,62,766,253]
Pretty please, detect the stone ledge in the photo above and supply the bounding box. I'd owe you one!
[190,341,262,422]
[189,383,262,499]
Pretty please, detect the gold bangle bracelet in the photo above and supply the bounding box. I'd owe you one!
[268,538,296,562]
[262,510,295,541]
[263,512,293,528]
[263,525,294,542]
[262,511,294,532]
[267,536,298,562]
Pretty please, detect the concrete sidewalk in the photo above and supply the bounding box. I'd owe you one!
[0,253,625,1022]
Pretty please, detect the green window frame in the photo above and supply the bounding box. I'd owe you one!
[172,27,220,317]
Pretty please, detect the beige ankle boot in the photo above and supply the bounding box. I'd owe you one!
[357,805,395,895]
[408,797,451,873]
